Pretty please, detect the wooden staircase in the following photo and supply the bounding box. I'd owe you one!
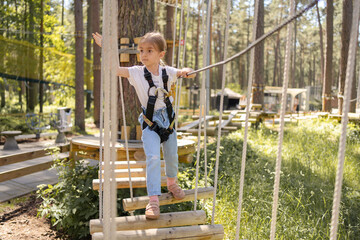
[90,160,224,239]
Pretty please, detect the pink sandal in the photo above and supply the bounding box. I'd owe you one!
[168,183,185,200]
[145,201,160,220]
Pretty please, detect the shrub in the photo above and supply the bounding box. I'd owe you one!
[37,153,100,239]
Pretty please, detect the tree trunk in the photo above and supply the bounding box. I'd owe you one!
[39,0,44,113]
[316,2,324,86]
[291,2,298,88]
[165,5,174,66]
[85,0,92,112]
[28,0,37,112]
[338,0,352,115]
[118,0,155,139]
[322,0,333,112]
[75,0,85,130]
[92,0,101,127]
[272,40,278,86]
[252,0,264,106]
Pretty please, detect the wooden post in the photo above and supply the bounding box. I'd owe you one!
[121,126,130,140]
[120,38,130,62]
[136,125,142,140]
[134,38,140,62]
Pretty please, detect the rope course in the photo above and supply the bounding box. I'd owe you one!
[92,0,359,239]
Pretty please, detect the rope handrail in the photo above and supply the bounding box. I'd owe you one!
[185,0,319,77]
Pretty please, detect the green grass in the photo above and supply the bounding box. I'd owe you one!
[179,119,360,239]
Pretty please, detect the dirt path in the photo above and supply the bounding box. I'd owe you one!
[0,193,61,240]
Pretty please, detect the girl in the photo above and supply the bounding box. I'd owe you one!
[92,32,195,219]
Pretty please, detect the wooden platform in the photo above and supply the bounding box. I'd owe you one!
[70,136,196,163]
[122,187,214,211]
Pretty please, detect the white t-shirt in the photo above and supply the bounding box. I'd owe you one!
[128,65,178,111]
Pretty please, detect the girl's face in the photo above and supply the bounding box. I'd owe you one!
[139,42,165,67]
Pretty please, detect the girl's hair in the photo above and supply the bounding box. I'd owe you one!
[139,32,167,52]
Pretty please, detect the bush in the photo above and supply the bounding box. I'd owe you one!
[37,153,100,239]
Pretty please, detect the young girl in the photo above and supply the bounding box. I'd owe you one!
[92,32,195,219]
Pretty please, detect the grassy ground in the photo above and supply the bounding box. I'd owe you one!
[179,119,360,239]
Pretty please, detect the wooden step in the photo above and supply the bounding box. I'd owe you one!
[92,176,167,190]
[99,168,165,178]
[0,153,69,182]
[90,210,206,234]
[122,187,214,211]
[101,160,165,170]
[92,224,224,240]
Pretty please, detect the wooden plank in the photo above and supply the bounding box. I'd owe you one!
[220,110,238,128]
[0,153,69,182]
[177,116,214,132]
[92,224,224,240]
[101,160,165,169]
[90,210,206,234]
[0,144,69,167]
[92,176,167,190]
[99,168,165,178]
[123,187,214,211]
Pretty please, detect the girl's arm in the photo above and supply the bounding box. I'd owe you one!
[177,68,196,78]
[92,32,130,78]
[117,67,130,78]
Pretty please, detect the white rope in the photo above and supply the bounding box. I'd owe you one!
[118,77,134,201]
[194,0,211,211]
[211,0,231,225]
[98,26,105,224]
[269,1,294,239]
[235,0,259,237]
[330,1,360,239]
[174,0,191,130]
[174,0,185,129]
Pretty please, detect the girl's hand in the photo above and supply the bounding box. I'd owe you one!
[178,68,196,78]
[92,32,102,47]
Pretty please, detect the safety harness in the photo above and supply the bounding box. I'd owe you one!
[142,67,175,143]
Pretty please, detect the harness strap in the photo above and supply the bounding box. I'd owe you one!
[144,67,155,88]
[142,66,176,142]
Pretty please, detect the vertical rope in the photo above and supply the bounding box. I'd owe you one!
[98,25,105,224]
[118,77,134,201]
[175,0,191,130]
[174,0,185,129]
[235,0,259,238]
[109,1,118,235]
[330,1,360,239]
[101,0,111,236]
[269,1,294,239]
[194,0,211,211]
[211,0,231,225]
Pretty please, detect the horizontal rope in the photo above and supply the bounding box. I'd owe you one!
[186,0,319,77]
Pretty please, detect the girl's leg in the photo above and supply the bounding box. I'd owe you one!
[142,127,162,197]
[162,130,178,182]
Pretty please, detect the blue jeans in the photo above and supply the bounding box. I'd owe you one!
[138,108,178,196]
